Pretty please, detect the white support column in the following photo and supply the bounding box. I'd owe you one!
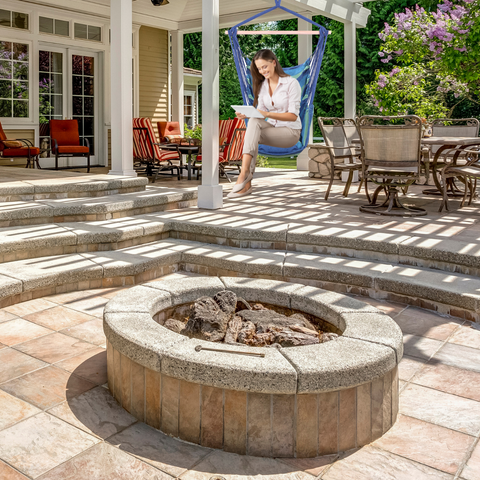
[344,21,356,119]
[296,16,313,171]
[198,0,223,209]
[109,0,136,176]
[171,30,184,135]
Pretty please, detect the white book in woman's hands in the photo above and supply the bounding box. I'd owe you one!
[231,105,265,119]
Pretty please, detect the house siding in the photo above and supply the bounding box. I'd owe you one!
[139,26,169,138]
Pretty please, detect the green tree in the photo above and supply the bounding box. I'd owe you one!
[184,21,300,121]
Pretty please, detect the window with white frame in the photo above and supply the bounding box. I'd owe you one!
[39,17,69,37]
[0,10,28,30]
[0,41,28,118]
[74,23,101,42]
[184,92,195,128]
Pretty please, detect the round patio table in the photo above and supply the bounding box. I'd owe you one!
[156,142,199,180]
[421,136,480,196]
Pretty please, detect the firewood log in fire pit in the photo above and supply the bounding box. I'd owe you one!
[167,290,338,347]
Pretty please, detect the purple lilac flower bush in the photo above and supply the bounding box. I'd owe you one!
[366,0,479,118]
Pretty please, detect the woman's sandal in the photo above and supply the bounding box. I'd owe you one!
[230,172,253,194]
[226,186,253,199]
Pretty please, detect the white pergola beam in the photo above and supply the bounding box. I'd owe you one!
[109,0,136,176]
[179,9,304,32]
[198,0,223,209]
[180,0,370,32]
[171,30,185,135]
[282,0,370,26]
[344,20,356,118]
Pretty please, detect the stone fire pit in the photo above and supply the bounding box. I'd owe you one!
[104,277,403,458]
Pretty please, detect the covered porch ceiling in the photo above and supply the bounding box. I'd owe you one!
[32,0,371,30]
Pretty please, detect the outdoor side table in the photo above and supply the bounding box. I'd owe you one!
[156,142,199,180]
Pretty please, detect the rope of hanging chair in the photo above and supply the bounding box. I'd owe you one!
[227,0,328,156]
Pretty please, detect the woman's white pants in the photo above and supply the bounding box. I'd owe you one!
[242,118,301,174]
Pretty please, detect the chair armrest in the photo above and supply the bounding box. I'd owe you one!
[15,139,34,147]
[156,142,181,156]
[321,145,357,150]
[82,138,90,149]
[439,145,480,165]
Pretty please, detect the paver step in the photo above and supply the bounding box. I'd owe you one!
[0,208,479,280]
[0,169,148,201]
[0,186,197,226]
[0,237,477,322]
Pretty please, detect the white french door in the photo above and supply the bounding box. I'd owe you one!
[38,45,100,166]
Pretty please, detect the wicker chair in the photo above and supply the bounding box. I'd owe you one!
[423,118,480,185]
[357,115,425,217]
[317,117,362,200]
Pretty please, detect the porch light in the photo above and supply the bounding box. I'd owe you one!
[151,0,169,5]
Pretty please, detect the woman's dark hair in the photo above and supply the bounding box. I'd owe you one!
[250,49,289,107]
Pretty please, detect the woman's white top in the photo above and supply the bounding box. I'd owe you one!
[257,75,302,130]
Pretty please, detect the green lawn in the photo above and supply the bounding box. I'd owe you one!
[264,156,298,169]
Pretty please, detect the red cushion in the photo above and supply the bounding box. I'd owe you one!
[57,145,89,154]
[157,121,181,142]
[50,120,81,149]
[2,147,40,156]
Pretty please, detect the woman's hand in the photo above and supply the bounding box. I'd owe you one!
[257,110,268,118]
[235,112,247,120]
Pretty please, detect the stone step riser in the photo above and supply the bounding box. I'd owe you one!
[0,199,197,227]
[0,246,477,323]
[0,224,479,282]
[0,186,146,202]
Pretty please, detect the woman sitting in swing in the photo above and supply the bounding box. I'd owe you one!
[228,49,302,199]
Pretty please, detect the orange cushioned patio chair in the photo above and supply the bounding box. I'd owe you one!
[194,118,246,181]
[50,119,90,172]
[0,121,41,168]
[157,121,185,144]
[133,117,181,182]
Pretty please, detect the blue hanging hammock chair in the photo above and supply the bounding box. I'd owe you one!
[228,0,328,156]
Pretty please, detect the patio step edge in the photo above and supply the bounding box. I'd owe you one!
[0,188,198,226]
[0,238,477,322]
[0,216,478,282]
[0,175,148,200]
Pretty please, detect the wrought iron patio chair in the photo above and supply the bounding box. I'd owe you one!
[194,118,246,181]
[0,121,41,168]
[423,118,480,185]
[157,121,183,143]
[357,115,425,217]
[317,117,362,200]
[439,145,480,212]
[133,117,181,182]
[50,119,90,171]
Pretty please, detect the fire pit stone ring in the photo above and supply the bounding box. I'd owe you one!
[104,276,403,457]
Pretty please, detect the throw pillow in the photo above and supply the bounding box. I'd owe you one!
[2,140,23,148]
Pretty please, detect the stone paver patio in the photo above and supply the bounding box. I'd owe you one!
[0,271,479,479]
[0,166,480,478]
